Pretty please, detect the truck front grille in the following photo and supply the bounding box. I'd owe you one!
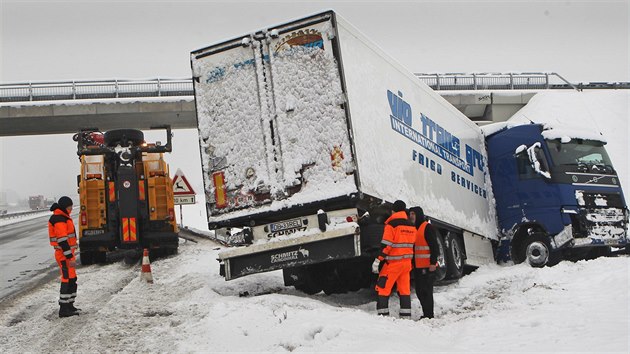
[571,207,627,240]
[576,191,625,208]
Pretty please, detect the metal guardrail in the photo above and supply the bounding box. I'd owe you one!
[0,73,627,103]
[0,78,193,103]
[415,72,630,91]
[0,210,49,220]
[416,72,574,91]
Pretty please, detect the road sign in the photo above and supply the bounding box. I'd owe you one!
[172,168,196,196]
[174,195,196,205]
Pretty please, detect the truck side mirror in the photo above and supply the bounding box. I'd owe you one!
[526,143,551,179]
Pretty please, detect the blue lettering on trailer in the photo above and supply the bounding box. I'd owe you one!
[388,90,484,177]
[451,171,487,198]
[390,118,472,175]
[412,149,442,175]
[206,55,270,83]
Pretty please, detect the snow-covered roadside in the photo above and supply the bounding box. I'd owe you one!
[1,237,628,353]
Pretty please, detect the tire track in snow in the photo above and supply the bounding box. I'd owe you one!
[0,261,139,353]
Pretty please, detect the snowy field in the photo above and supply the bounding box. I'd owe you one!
[1,235,627,353]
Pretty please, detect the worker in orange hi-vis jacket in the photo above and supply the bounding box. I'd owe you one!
[372,200,416,318]
[409,206,440,319]
[48,196,81,318]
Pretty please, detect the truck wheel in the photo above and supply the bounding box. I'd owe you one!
[444,232,464,280]
[165,247,179,257]
[295,275,322,295]
[521,234,551,268]
[434,233,447,282]
[288,266,322,295]
[104,129,144,147]
[339,259,372,291]
[95,251,107,264]
[359,223,385,254]
[80,251,95,265]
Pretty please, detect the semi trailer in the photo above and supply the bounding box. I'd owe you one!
[190,10,627,293]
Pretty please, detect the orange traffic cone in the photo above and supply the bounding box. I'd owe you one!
[141,249,154,283]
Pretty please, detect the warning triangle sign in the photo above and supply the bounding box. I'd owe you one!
[172,169,196,195]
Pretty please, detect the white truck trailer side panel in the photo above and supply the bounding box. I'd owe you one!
[335,15,498,240]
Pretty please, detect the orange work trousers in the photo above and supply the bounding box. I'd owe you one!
[375,260,412,296]
[54,250,76,282]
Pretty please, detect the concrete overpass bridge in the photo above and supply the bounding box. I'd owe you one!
[1,73,627,137]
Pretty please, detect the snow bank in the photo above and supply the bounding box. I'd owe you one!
[1,237,627,352]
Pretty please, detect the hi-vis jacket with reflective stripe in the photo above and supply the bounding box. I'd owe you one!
[48,207,77,258]
[414,221,439,268]
[377,211,416,263]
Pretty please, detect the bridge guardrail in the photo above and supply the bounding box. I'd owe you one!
[0,79,194,103]
[1,73,628,103]
[414,72,580,90]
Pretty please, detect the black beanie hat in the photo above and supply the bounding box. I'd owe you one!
[409,206,425,228]
[392,200,406,212]
[58,196,73,210]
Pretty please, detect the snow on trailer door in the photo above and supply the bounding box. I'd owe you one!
[192,12,356,223]
[259,15,355,202]
[192,37,276,216]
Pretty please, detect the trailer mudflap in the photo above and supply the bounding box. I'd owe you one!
[219,225,360,280]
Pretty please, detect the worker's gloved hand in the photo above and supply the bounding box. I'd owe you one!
[371,258,381,274]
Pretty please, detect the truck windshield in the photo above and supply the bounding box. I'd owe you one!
[546,139,615,174]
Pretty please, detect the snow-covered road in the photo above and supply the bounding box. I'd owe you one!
[1,235,628,353]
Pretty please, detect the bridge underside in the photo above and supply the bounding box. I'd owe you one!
[442,91,537,124]
[0,92,538,137]
[0,99,196,136]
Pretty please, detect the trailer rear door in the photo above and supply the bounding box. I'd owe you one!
[192,12,356,223]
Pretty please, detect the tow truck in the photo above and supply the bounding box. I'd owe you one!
[74,126,179,264]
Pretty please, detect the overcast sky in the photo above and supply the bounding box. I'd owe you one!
[1,0,628,212]
[2,0,628,83]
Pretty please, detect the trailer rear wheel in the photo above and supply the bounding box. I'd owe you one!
[321,271,346,295]
[288,266,322,295]
[444,232,464,280]
[434,233,447,282]
[339,259,372,291]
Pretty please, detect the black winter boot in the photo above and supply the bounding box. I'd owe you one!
[69,304,82,312]
[59,303,80,318]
